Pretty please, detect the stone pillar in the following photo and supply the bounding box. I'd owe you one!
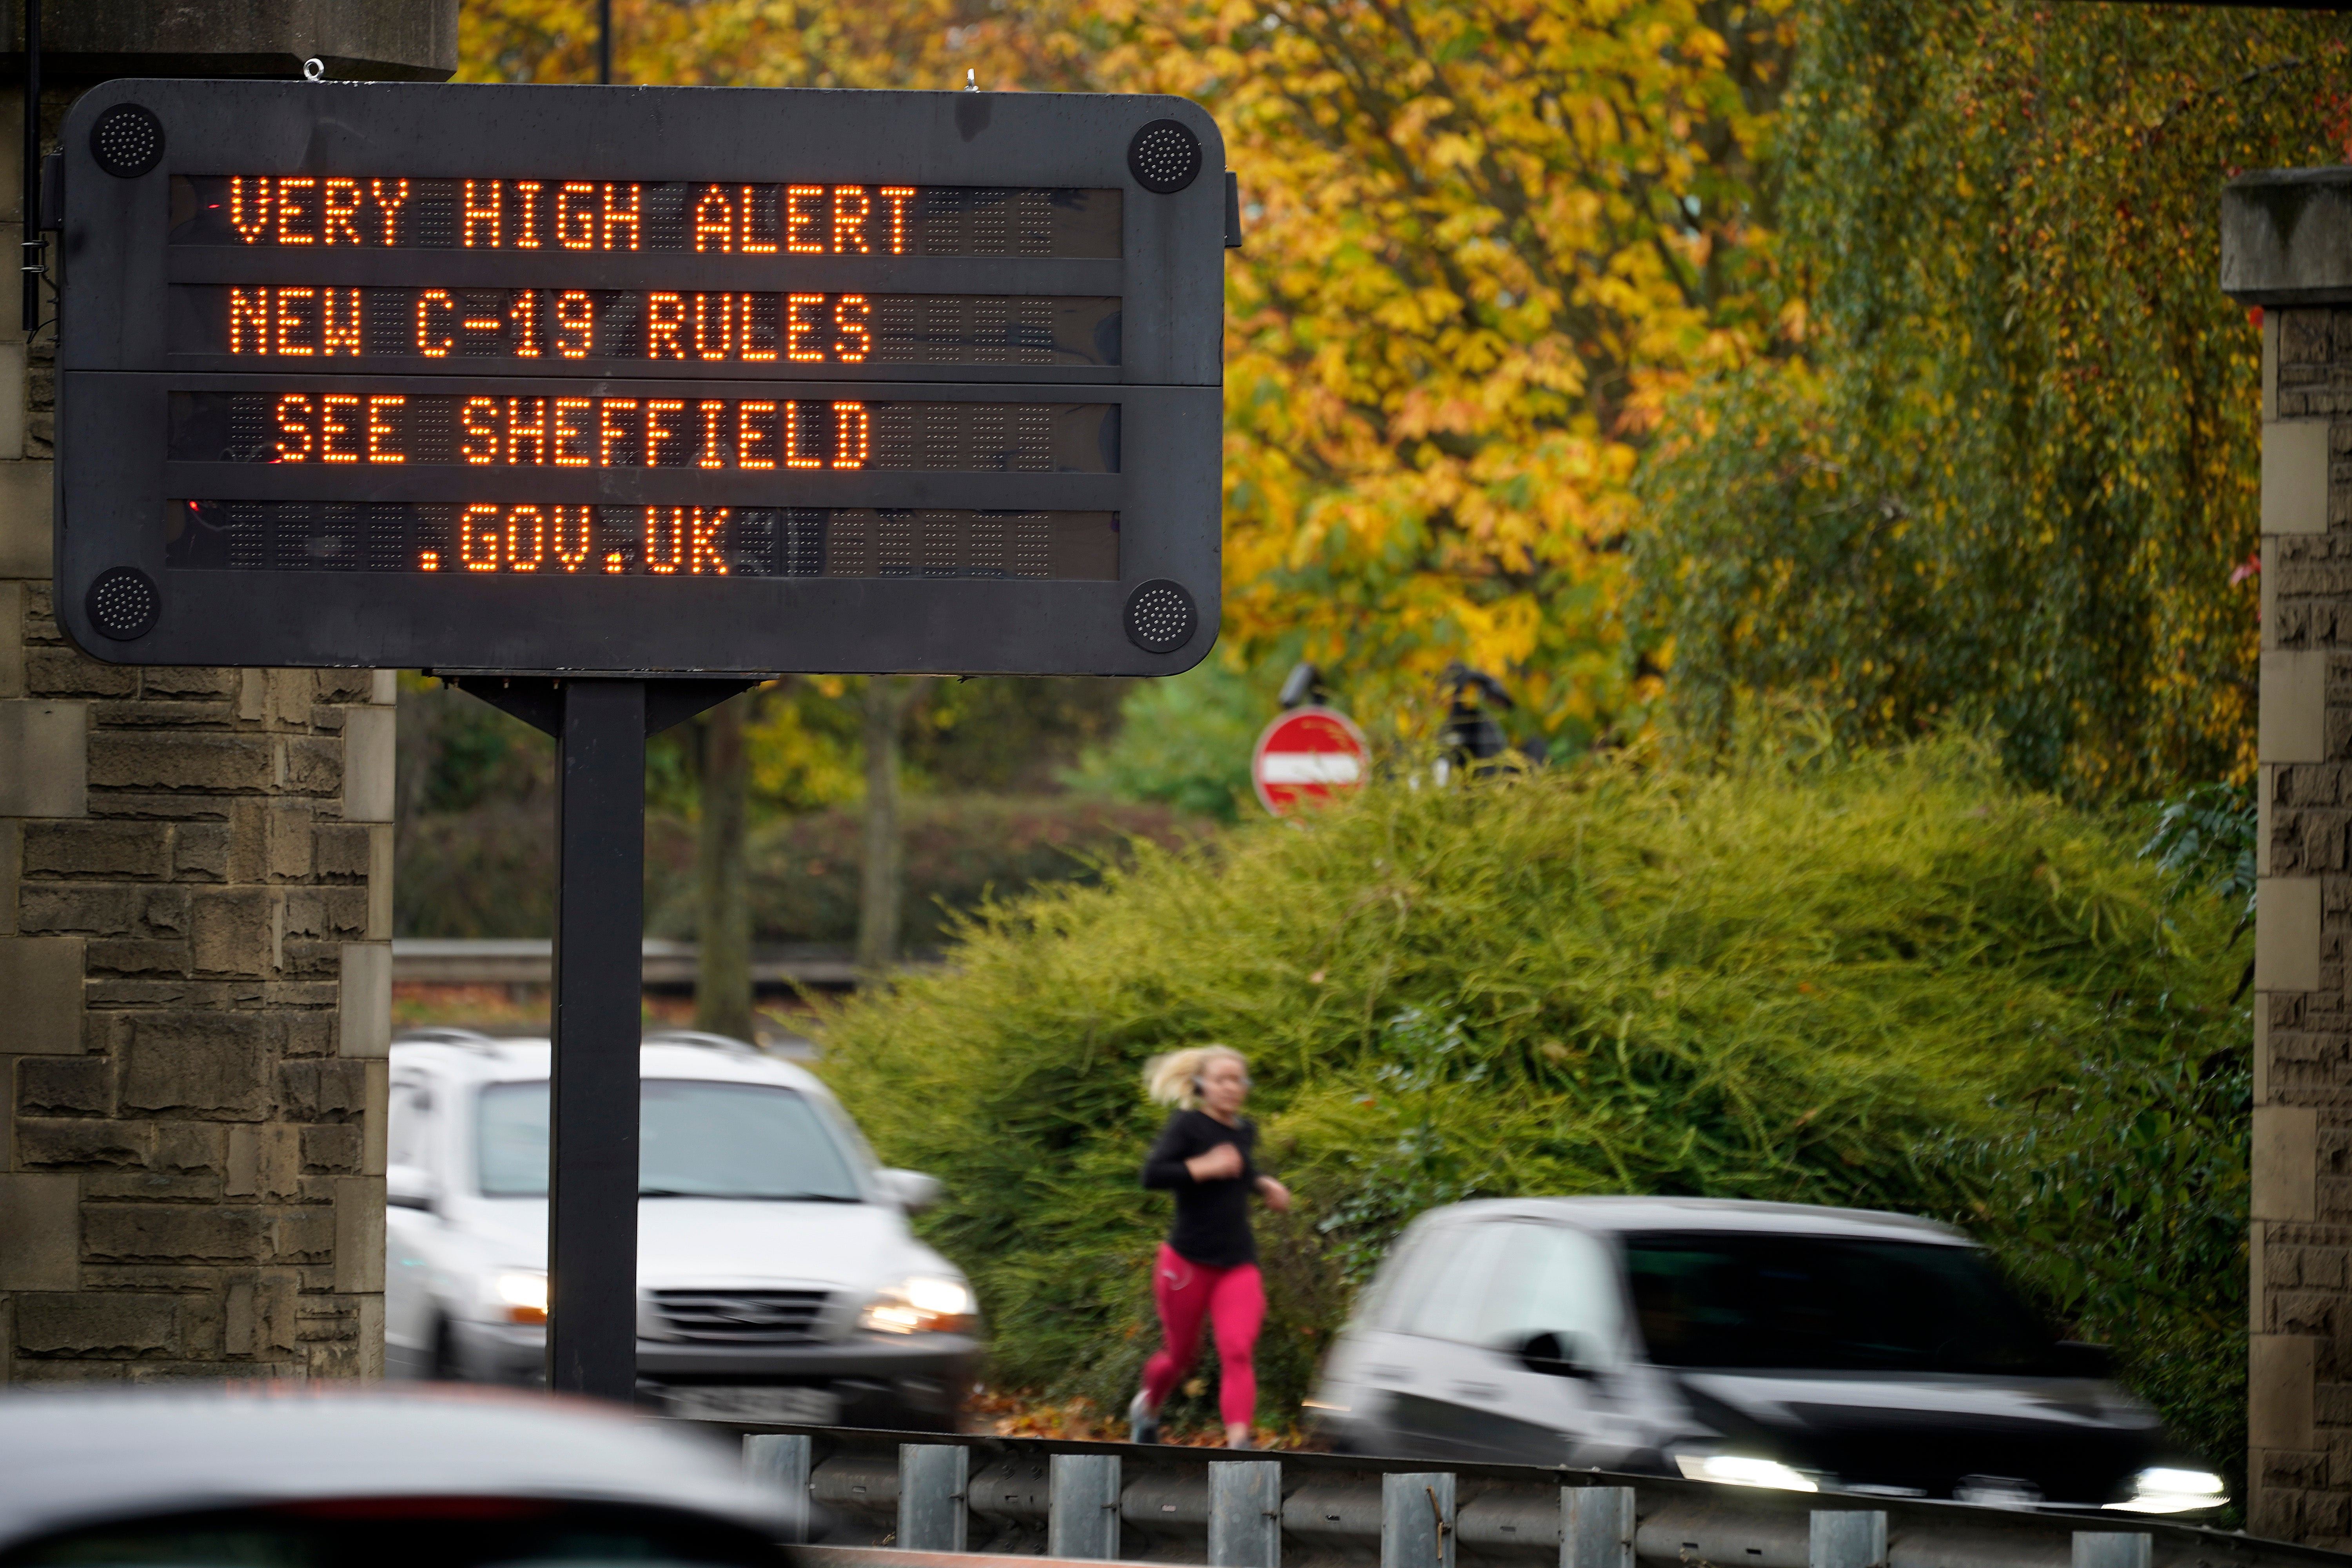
[2248,302,2335,1543]
[2227,172,2352,1547]
[0,3,453,1383]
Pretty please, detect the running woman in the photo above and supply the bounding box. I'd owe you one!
[1129,1044,1291,1449]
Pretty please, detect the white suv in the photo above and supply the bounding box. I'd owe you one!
[384,1029,977,1429]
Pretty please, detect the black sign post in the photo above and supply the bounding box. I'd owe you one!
[547,680,646,1401]
[54,80,1228,1400]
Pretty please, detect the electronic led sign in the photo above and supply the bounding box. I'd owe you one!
[56,82,1226,674]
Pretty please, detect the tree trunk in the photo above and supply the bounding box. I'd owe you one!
[692,689,754,1040]
[857,677,913,978]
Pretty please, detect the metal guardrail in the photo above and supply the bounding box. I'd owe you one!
[725,1425,2345,1568]
[391,937,873,989]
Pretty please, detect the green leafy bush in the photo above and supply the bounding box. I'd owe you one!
[814,735,2245,1463]
[2141,780,2258,933]
[1064,660,1270,823]
[1923,1045,2248,1501]
[395,803,559,938]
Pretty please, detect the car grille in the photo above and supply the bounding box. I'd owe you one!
[652,1289,831,1344]
[1777,1402,2139,1504]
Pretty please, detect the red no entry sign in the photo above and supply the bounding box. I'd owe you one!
[1253,706,1369,817]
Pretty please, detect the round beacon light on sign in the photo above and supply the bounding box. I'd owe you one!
[1252,706,1369,818]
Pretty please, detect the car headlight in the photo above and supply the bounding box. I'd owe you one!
[1674,1454,1819,1492]
[858,1276,974,1335]
[2109,1466,2226,1514]
[494,1270,548,1326]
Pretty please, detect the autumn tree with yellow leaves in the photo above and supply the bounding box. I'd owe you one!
[459,0,969,89]
[1042,0,1793,745]
[461,0,1794,751]
[461,0,2336,788]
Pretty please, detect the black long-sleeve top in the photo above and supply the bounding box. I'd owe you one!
[1141,1109,1269,1267]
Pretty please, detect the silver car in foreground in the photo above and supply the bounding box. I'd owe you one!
[0,1383,794,1565]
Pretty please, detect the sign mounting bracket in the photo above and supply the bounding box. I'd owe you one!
[439,672,753,739]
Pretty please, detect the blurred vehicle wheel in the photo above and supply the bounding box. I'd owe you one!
[430,1316,460,1383]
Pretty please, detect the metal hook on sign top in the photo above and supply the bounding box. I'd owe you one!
[303,58,326,82]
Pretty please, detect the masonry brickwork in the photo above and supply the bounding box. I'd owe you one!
[2239,298,2352,1546]
[0,653,396,1380]
[0,0,454,1385]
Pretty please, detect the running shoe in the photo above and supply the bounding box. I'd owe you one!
[1127,1391,1160,1445]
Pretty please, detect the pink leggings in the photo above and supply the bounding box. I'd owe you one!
[1142,1243,1265,1428]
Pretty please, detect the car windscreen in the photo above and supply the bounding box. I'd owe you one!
[1622,1231,2058,1374]
[476,1080,863,1201]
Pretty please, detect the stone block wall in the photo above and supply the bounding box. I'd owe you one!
[0,64,397,1381]
[0,660,394,1381]
[2256,304,2352,1545]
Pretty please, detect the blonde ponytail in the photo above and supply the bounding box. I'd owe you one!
[1144,1044,1249,1110]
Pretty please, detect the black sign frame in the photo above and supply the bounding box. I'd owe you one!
[55,80,1227,676]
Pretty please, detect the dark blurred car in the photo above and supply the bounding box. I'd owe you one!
[1308,1197,2225,1515]
[0,1383,795,1566]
